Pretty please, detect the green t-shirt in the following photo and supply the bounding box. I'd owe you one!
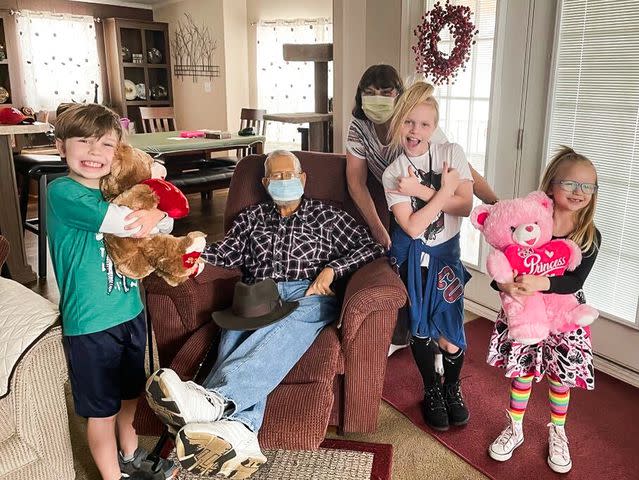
[47,177,143,336]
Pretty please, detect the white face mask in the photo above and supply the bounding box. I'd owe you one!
[361,95,396,124]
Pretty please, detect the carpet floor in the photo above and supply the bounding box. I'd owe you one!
[171,443,377,480]
[69,394,485,480]
[382,317,639,479]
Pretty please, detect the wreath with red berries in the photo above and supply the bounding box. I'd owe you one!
[413,1,478,85]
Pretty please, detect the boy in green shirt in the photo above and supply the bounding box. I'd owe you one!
[47,104,175,480]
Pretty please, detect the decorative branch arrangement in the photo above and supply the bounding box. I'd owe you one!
[171,13,220,81]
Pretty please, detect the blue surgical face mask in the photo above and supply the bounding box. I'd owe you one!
[267,177,304,202]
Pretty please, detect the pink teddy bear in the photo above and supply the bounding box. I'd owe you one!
[471,191,598,345]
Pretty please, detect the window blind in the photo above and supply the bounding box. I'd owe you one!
[546,0,639,326]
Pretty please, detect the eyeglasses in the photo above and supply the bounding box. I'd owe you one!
[551,180,599,195]
[267,171,302,181]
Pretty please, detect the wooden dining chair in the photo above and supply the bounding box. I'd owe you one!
[139,107,177,133]
[240,108,267,136]
[235,108,266,160]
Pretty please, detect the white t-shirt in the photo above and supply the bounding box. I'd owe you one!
[382,142,473,264]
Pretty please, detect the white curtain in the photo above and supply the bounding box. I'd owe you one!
[256,18,332,149]
[15,11,101,111]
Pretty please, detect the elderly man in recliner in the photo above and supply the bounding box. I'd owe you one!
[145,150,385,479]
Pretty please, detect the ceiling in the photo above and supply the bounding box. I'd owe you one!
[71,0,173,9]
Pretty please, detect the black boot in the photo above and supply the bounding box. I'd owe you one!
[443,380,469,426]
[441,348,469,426]
[422,382,449,431]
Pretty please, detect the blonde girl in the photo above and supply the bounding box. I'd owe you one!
[382,82,474,432]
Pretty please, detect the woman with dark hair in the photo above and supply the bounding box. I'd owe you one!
[346,64,498,249]
[346,64,405,249]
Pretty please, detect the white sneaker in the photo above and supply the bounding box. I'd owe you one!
[176,420,267,478]
[488,412,524,461]
[547,423,572,473]
[145,368,226,432]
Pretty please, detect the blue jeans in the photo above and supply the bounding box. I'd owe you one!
[202,280,338,432]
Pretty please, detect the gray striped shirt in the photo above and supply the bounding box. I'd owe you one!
[345,117,402,183]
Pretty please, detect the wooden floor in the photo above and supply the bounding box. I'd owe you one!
[24,190,229,303]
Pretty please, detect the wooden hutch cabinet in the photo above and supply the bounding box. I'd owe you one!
[103,18,173,132]
[0,14,15,109]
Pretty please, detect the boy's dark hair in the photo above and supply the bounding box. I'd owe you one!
[352,64,404,120]
[55,103,123,142]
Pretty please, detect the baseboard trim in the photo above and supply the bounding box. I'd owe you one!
[465,298,498,322]
[464,300,639,389]
[594,354,639,389]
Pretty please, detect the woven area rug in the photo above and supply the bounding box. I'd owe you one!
[172,439,392,480]
[382,317,639,480]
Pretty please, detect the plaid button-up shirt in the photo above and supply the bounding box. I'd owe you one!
[202,198,385,284]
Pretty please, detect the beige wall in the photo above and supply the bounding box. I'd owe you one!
[332,0,402,154]
[153,0,229,131]
[223,0,249,132]
[365,0,402,69]
[247,0,332,107]
[157,0,329,131]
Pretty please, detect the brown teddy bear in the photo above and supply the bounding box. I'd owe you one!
[100,143,206,286]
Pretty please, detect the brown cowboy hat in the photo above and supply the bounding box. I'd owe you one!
[212,278,299,331]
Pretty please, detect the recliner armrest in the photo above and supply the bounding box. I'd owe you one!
[144,264,242,312]
[144,264,241,298]
[339,257,407,347]
[143,264,240,358]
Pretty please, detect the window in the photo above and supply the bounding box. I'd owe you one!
[545,0,639,327]
[423,0,498,265]
[256,18,332,151]
[15,11,101,112]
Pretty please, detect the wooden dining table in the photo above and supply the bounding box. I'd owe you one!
[0,122,53,284]
[127,131,265,157]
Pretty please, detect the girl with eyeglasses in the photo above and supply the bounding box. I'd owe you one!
[487,146,602,474]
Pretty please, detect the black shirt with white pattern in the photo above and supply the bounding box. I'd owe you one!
[202,198,385,284]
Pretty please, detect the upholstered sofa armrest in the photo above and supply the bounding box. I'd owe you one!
[339,257,407,347]
[0,235,8,267]
[13,327,74,480]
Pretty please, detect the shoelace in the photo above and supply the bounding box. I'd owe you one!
[547,424,570,460]
[496,411,521,447]
[424,385,446,409]
[183,381,224,417]
[444,382,465,405]
[496,425,517,446]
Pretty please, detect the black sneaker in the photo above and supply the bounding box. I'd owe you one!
[119,447,177,479]
[443,380,469,426]
[422,384,449,431]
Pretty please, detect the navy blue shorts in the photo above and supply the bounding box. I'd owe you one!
[64,311,147,418]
